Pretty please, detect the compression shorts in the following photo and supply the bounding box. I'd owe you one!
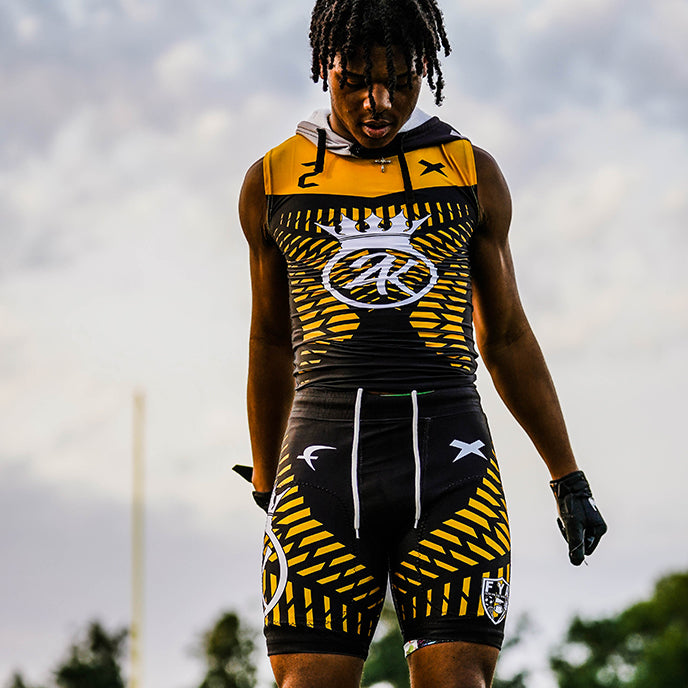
[261,385,511,658]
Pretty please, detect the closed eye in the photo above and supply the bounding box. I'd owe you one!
[338,71,415,91]
[343,77,366,89]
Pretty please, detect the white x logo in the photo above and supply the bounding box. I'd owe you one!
[450,439,487,462]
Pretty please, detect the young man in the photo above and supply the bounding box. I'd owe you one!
[238,1,607,686]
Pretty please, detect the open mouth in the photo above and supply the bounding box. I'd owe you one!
[361,120,394,139]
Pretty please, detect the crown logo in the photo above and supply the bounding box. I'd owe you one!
[316,211,430,251]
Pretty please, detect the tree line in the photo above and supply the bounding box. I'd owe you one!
[7,570,687,688]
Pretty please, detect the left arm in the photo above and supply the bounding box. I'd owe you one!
[471,146,577,480]
[470,146,606,564]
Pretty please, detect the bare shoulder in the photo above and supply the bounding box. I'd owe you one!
[472,145,512,238]
[239,157,268,249]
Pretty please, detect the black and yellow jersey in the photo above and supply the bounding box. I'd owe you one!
[263,115,481,390]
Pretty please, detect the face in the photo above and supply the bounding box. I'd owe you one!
[327,44,423,150]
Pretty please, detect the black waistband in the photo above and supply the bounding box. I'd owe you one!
[290,385,482,421]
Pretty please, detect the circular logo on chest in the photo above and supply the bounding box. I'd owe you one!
[317,212,437,310]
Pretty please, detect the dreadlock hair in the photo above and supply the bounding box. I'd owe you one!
[309,0,451,108]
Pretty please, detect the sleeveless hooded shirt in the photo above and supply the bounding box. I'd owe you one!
[263,111,481,391]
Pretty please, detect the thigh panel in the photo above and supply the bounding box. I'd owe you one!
[262,412,388,656]
[390,404,511,649]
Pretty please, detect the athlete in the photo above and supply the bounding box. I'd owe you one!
[238,1,607,687]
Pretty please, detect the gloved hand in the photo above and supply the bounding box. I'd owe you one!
[550,470,607,566]
[232,464,271,513]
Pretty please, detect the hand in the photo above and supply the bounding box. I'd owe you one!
[232,464,272,513]
[550,470,607,566]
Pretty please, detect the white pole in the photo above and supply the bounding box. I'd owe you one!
[130,390,146,688]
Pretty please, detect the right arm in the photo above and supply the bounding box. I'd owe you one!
[239,159,295,493]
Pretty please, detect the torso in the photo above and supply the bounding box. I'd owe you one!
[263,132,481,390]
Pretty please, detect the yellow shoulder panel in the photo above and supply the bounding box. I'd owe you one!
[264,135,308,196]
[265,134,477,198]
[440,139,477,187]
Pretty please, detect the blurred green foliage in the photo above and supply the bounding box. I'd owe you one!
[6,621,126,688]
[361,603,409,688]
[550,571,688,688]
[53,621,127,688]
[197,611,257,688]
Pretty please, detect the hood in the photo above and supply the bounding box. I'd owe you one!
[293,108,466,222]
[296,108,463,158]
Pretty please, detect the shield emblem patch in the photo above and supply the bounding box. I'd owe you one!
[481,577,510,625]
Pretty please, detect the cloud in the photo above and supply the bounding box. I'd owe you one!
[0,0,316,162]
[155,39,210,93]
[440,0,688,128]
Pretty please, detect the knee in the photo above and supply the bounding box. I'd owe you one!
[274,671,358,688]
[412,675,491,688]
[270,653,364,688]
[411,674,490,688]
[458,677,490,688]
[408,641,498,688]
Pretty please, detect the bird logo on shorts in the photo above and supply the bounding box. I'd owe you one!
[297,444,336,470]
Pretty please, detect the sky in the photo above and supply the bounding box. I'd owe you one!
[1,0,687,686]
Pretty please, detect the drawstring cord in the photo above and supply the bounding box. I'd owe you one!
[397,135,416,221]
[314,127,327,175]
[351,387,363,539]
[411,390,422,529]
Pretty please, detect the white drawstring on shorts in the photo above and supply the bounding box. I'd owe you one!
[351,387,363,539]
[411,389,422,529]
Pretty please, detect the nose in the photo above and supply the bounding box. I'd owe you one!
[364,82,392,115]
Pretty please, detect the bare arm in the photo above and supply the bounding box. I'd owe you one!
[239,159,295,493]
[471,147,578,480]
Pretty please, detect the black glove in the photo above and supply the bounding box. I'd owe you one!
[550,470,607,566]
[232,464,272,513]
[251,490,272,513]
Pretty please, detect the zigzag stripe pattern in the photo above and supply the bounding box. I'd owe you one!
[272,199,478,383]
[274,209,360,385]
[263,472,385,639]
[392,457,510,621]
[409,201,475,371]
